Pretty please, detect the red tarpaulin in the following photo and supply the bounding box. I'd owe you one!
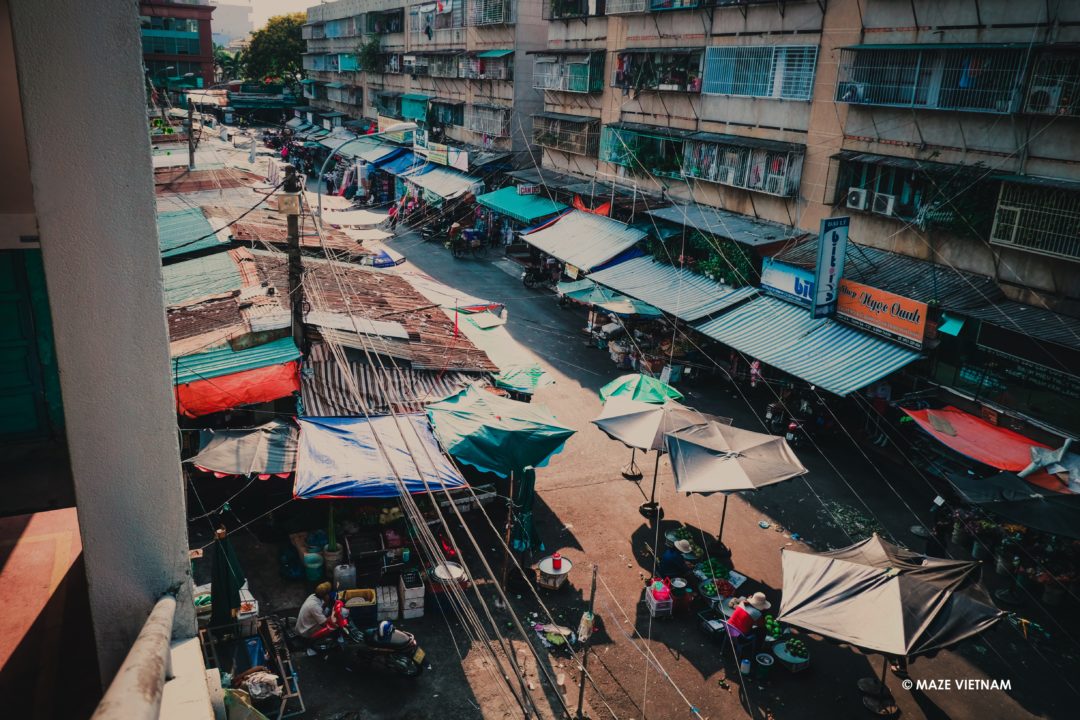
[902,405,1068,493]
[176,361,300,418]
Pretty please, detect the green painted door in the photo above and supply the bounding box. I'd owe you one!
[0,250,61,437]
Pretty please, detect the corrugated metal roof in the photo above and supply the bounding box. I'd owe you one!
[842,43,1038,51]
[534,111,597,124]
[588,256,758,322]
[958,301,1080,351]
[477,186,568,224]
[172,337,301,385]
[645,204,806,247]
[402,166,483,199]
[522,210,647,272]
[162,251,242,306]
[773,240,1004,310]
[694,295,920,396]
[506,167,587,190]
[157,208,224,259]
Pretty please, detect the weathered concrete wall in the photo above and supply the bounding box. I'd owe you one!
[9,0,195,686]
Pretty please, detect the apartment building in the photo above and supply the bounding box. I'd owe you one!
[140,0,216,88]
[302,0,547,166]
[531,1,1080,435]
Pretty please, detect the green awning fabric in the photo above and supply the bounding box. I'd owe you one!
[401,93,431,101]
[171,337,302,385]
[324,81,347,89]
[300,79,318,85]
[477,186,567,224]
[556,279,662,317]
[493,364,554,395]
[426,384,575,477]
[938,313,965,337]
[477,49,513,58]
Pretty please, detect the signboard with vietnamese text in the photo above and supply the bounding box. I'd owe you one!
[836,280,928,348]
[812,216,849,318]
[378,116,411,144]
[517,184,541,195]
[413,130,469,172]
[760,257,814,307]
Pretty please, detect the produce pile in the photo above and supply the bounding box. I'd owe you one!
[764,615,782,638]
[700,579,736,598]
[786,638,808,659]
[696,558,730,580]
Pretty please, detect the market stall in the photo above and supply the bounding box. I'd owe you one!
[475,186,568,250]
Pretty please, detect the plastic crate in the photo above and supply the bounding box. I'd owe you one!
[645,589,673,618]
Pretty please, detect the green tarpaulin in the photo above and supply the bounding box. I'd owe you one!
[511,467,541,553]
[493,364,554,395]
[600,373,683,404]
[557,280,662,318]
[426,384,575,478]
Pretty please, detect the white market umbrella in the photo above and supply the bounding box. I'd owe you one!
[591,397,727,516]
[666,421,807,545]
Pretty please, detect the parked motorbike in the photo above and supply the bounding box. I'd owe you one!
[285,602,425,678]
[764,401,787,435]
[521,265,550,289]
[785,420,809,451]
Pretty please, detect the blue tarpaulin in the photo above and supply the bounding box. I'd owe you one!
[294,414,467,499]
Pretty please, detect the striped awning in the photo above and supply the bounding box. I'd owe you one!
[693,295,920,396]
[301,343,485,416]
[402,166,483,199]
[522,210,646,272]
[587,256,757,322]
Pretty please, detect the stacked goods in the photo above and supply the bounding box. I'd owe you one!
[786,638,808,658]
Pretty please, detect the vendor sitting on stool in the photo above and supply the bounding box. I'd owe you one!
[295,582,333,652]
[658,539,693,578]
[728,592,770,647]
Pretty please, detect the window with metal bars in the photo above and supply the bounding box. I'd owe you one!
[542,0,605,20]
[606,0,646,12]
[600,126,685,177]
[367,9,405,33]
[835,47,1026,113]
[403,55,430,76]
[1024,50,1080,117]
[649,0,702,9]
[703,46,817,100]
[533,53,605,93]
[374,92,403,119]
[302,23,324,40]
[990,182,1080,262]
[468,0,515,26]
[684,141,803,196]
[430,101,465,126]
[460,55,513,80]
[381,53,403,74]
[326,86,360,105]
[613,50,703,93]
[533,116,600,156]
[467,104,511,137]
[302,54,328,72]
[429,54,460,78]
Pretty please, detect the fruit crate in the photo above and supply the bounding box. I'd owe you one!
[645,589,673,618]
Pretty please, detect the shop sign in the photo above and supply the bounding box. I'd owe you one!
[565,263,580,280]
[836,280,928,348]
[760,257,814,307]
[378,115,411,143]
[517,184,541,195]
[413,130,469,172]
[812,216,849,318]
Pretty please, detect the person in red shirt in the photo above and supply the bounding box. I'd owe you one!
[728,592,771,638]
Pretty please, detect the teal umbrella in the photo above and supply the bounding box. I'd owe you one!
[493,363,554,395]
[426,384,575,478]
[557,279,662,317]
[210,528,246,631]
[600,373,684,404]
[599,374,684,479]
[511,467,542,553]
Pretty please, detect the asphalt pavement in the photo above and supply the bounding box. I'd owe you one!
[377,229,1077,720]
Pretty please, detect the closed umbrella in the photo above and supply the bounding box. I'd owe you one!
[666,420,807,548]
[591,397,725,517]
[210,528,246,632]
[599,374,684,479]
[511,467,541,554]
[779,535,1003,713]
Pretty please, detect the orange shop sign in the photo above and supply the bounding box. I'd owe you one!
[836,280,928,348]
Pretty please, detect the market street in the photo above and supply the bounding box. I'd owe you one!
[369,229,1077,720]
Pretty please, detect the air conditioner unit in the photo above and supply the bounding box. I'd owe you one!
[990,205,1022,245]
[872,193,896,216]
[1025,84,1063,114]
[765,175,785,195]
[846,187,869,210]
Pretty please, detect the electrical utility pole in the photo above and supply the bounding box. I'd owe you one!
[187,99,195,170]
[576,564,598,720]
[279,165,305,352]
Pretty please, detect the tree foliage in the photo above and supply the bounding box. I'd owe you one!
[214,44,246,82]
[243,13,305,87]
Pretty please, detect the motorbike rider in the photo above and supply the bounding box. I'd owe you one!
[295,582,333,652]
